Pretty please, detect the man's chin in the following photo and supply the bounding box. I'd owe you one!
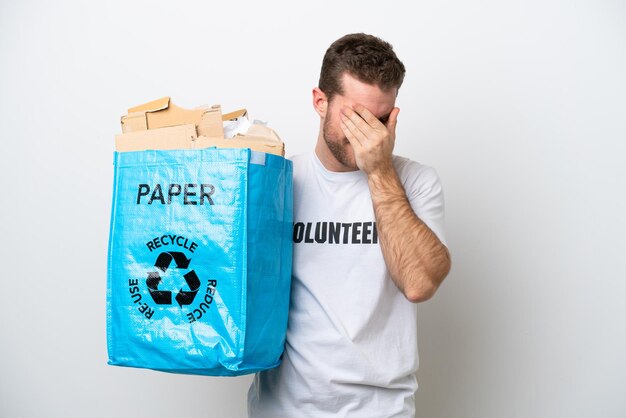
[338,157,359,171]
[324,137,359,170]
[344,160,359,170]
[337,151,359,171]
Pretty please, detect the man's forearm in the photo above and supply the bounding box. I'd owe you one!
[368,166,451,303]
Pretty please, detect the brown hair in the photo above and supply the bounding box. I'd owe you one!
[318,33,406,101]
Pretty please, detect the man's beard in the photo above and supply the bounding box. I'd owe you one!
[323,114,357,170]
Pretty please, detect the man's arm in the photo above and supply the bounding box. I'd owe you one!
[368,166,451,302]
[340,105,451,303]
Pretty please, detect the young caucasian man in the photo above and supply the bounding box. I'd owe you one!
[248,33,451,418]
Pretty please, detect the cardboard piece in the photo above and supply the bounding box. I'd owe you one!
[223,108,248,121]
[121,97,224,138]
[116,97,285,156]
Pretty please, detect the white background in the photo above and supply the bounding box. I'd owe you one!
[1,1,625,417]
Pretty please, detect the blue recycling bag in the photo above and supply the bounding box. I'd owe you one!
[106,147,293,375]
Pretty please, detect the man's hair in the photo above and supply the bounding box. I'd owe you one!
[318,33,406,101]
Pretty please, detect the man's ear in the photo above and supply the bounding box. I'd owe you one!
[312,87,328,118]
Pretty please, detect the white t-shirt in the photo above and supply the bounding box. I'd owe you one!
[248,152,447,418]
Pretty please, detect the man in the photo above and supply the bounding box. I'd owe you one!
[248,33,451,417]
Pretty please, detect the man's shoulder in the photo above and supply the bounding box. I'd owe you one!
[392,154,435,177]
[392,154,442,192]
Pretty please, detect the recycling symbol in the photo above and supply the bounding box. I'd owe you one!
[147,251,200,307]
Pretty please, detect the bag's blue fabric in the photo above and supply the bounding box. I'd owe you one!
[107,148,293,375]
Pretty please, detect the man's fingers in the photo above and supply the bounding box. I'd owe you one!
[386,107,400,132]
[340,113,367,145]
[340,120,362,148]
[342,107,373,132]
[352,104,380,127]
[346,104,398,133]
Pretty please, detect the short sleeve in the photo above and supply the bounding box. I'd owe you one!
[393,157,447,247]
